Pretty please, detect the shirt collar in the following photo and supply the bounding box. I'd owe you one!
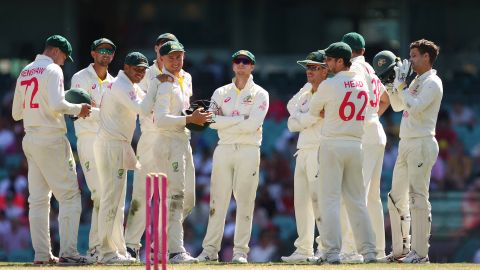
[415,69,437,82]
[351,55,365,63]
[161,68,185,82]
[232,74,254,92]
[117,70,135,87]
[36,54,54,63]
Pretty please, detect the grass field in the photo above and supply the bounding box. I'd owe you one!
[0,262,479,270]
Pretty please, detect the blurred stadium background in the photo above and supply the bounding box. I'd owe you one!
[1,0,480,264]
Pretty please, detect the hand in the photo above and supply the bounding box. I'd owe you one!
[385,83,397,95]
[78,103,91,118]
[319,109,325,118]
[393,59,413,91]
[91,99,97,108]
[187,108,213,126]
[156,74,174,83]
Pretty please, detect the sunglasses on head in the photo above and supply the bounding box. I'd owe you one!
[233,58,252,65]
[96,48,114,55]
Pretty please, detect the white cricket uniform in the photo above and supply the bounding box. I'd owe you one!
[201,75,269,258]
[94,70,157,261]
[308,70,376,262]
[150,68,194,254]
[71,64,120,255]
[287,82,323,257]
[125,63,196,250]
[386,69,442,258]
[12,54,83,261]
[340,56,387,257]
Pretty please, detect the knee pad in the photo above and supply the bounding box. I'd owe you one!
[387,193,411,256]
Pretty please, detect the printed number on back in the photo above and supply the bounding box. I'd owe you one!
[370,78,381,108]
[20,77,39,109]
[339,90,368,121]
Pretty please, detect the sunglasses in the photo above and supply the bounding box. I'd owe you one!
[306,65,326,71]
[233,58,252,65]
[96,48,114,55]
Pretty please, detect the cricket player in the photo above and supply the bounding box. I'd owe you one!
[308,42,377,264]
[125,33,193,262]
[11,35,92,264]
[339,32,390,261]
[150,41,210,263]
[196,50,269,264]
[71,38,118,262]
[94,52,159,264]
[281,50,328,263]
[381,39,442,263]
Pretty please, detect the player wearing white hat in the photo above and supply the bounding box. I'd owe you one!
[94,52,158,264]
[308,42,377,264]
[12,35,92,265]
[339,32,390,262]
[196,50,269,264]
[381,39,442,263]
[281,50,328,263]
[71,38,118,262]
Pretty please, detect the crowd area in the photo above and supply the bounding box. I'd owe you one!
[0,54,480,262]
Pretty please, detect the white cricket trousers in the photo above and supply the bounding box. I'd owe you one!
[94,139,129,260]
[125,132,196,250]
[202,144,260,256]
[389,136,438,258]
[22,132,81,261]
[292,147,321,256]
[150,134,193,254]
[340,143,386,257]
[316,139,376,261]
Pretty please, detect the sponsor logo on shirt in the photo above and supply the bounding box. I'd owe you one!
[224,97,231,103]
[92,84,97,90]
[128,90,136,101]
[402,111,409,118]
[259,101,267,111]
[232,110,240,116]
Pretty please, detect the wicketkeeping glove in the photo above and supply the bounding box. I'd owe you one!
[393,59,416,92]
[184,99,220,132]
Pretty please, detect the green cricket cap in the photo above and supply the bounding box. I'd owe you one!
[297,50,327,68]
[325,42,352,60]
[91,38,116,51]
[46,35,73,62]
[159,41,185,56]
[156,33,178,44]
[124,52,149,68]
[232,50,256,64]
[341,32,365,50]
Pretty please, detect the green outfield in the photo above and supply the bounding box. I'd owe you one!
[0,262,479,270]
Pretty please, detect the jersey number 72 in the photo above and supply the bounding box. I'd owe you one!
[21,77,39,109]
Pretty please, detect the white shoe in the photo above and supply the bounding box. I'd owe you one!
[399,250,430,263]
[232,253,248,263]
[339,252,363,263]
[86,248,100,263]
[377,252,407,263]
[169,252,198,264]
[196,250,218,262]
[59,254,95,265]
[281,251,311,263]
[126,247,140,263]
[99,254,135,264]
[309,249,323,262]
[363,252,377,263]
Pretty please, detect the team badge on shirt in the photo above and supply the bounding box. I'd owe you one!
[117,169,125,178]
[85,161,90,172]
[68,159,74,171]
[242,95,253,104]
[172,162,179,172]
